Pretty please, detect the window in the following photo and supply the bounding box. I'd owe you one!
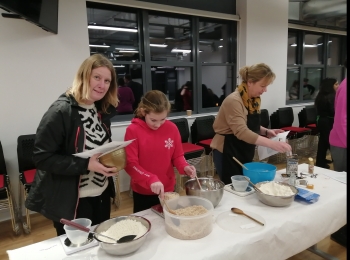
[86,2,237,121]
[286,29,346,104]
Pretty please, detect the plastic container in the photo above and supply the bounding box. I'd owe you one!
[242,162,277,184]
[163,196,214,240]
[63,218,92,245]
[231,175,249,192]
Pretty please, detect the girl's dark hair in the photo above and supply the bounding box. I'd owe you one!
[314,78,337,108]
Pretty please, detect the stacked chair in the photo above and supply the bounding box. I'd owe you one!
[170,118,205,192]
[190,115,216,177]
[260,109,270,129]
[270,107,311,162]
[0,141,21,235]
[298,105,319,157]
[17,134,36,234]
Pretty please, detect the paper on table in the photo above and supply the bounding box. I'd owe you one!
[319,170,347,184]
[257,131,290,161]
[73,139,134,159]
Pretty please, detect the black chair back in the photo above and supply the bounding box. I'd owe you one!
[190,115,215,144]
[277,107,294,128]
[17,134,36,173]
[304,105,317,125]
[0,141,7,176]
[298,108,306,127]
[169,118,189,143]
[260,109,270,128]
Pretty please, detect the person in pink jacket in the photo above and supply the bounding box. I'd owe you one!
[124,90,196,212]
[329,59,347,172]
[329,58,347,248]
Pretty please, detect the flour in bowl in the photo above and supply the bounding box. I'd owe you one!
[99,219,147,243]
[259,182,295,196]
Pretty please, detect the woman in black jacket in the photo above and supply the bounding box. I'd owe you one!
[25,54,119,236]
[314,77,339,169]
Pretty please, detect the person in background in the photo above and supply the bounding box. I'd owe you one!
[181,81,193,111]
[201,84,211,108]
[174,84,185,111]
[117,77,134,115]
[124,74,143,111]
[210,63,292,184]
[25,54,119,236]
[207,88,220,107]
[303,78,315,100]
[218,84,226,106]
[314,78,338,169]
[289,80,299,100]
[329,58,347,248]
[124,90,196,212]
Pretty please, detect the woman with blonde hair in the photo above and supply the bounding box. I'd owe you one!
[26,54,119,236]
[210,63,292,184]
[124,90,196,212]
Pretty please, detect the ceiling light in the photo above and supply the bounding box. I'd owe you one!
[171,48,191,53]
[150,44,168,48]
[88,25,137,32]
[89,44,110,48]
[113,65,125,67]
[115,48,136,51]
[119,50,139,53]
[218,45,223,48]
[304,44,317,48]
[290,43,297,47]
[220,38,223,41]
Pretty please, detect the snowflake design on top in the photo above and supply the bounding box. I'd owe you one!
[164,138,174,149]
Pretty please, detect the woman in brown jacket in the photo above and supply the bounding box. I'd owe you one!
[210,63,292,184]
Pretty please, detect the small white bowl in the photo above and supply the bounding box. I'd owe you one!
[63,218,91,245]
[231,175,249,192]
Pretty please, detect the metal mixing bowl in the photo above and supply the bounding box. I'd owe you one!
[94,216,151,256]
[255,181,298,207]
[98,148,126,171]
[184,178,225,208]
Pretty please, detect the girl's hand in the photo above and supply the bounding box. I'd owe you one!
[88,153,118,177]
[151,182,164,199]
[184,165,197,179]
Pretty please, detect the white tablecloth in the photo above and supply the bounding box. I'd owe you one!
[7,164,346,260]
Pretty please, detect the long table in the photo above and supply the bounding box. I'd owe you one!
[7,164,346,260]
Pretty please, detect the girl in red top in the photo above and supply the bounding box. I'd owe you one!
[124,90,196,212]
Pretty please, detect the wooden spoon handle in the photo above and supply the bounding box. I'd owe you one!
[60,218,90,232]
[195,176,203,190]
[232,157,249,170]
[243,213,264,226]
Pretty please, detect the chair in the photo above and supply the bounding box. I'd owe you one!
[17,134,36,234]
[260,109,270,129]
[170,118,205,191]
[0,141,21,235]
[190,115,215,154]
[190,115,216,177]
[298,106,319,157]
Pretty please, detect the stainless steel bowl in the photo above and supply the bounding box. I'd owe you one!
[94,216,151,256]
[255,181,298,207]
[184,178,225,208]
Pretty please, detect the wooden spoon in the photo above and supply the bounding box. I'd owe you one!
[195,176,204,191]
[232,157,249,170]
[161,198,177,215]
[231,208,264,226]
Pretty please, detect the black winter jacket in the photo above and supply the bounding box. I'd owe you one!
[25,93,117,222]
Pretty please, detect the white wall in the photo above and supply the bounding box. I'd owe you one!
[0,0,311,222]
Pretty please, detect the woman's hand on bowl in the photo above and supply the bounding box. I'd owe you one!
[184,165,196,178]
[88,153,118,176]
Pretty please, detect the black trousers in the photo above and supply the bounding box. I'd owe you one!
[316,117,333,167]
[133,191,161,213]
[53,187,111,236]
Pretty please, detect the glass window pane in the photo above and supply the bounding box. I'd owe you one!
[304,33,323,65]
[151,66,193,112]
[201,66,231,108]
[114,64,144,113]
[328,36,340,66]
[148,14,191,62]
[87,8,140,62]
[287,32,297,64]
[304,68,323,100]
[326,67,343,83]
[198,20,230,63]
[286,67,300,101]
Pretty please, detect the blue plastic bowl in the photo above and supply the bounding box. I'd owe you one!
[242,162,277,184]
